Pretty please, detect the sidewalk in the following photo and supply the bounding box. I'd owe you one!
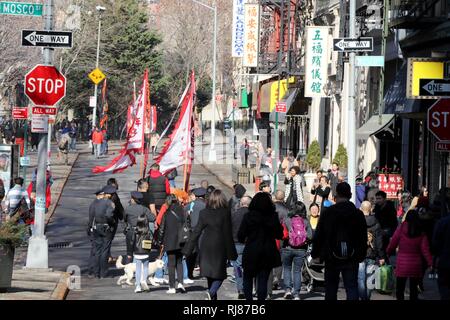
[1,143,81,300]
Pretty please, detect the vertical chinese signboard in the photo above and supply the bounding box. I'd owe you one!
[377,174,404,199]
[232,0,245,58]
[243,3,259,67]
[305,26,329,97]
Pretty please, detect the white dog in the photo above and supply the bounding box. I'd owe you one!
[116,256,165,286]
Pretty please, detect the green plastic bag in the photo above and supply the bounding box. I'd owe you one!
[375,264,395,294]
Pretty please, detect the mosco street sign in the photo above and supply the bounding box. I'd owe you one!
[22,30,73,48]
[333,37,373,52]
[25,65,66,106]
[0,1,42,16]
[428,98,450,142]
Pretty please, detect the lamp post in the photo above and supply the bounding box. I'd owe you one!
[92,6,105,129]
[191,0,217,162]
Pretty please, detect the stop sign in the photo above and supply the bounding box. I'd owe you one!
[25,65,66,106]
[428,98,450,141]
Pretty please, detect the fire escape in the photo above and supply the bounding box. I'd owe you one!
[258,0,304,76]
[390,0,444,29]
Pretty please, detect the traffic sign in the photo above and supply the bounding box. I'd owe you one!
[436,142,450,152]
[31,114,48,133]
[333,37,373,52]
[88,68,106,85]
[20,156,31,167]
[420,79,450,97]
[0,1,42,16]
[428,98,450,142]
[12,107,28,119]
[25,65,66,106]
[355,55,384,67]
[22,30,73,48]
[32,106,57,115]
[275,102,287,113]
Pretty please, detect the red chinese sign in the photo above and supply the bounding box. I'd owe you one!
[377,174,404,199]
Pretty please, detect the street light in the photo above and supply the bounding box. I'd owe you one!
[92,6,105,129]
[190,0,217,162]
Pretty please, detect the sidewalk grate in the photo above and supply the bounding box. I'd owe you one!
[49,241,73,249]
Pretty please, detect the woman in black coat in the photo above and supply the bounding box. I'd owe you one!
[238,192,283,300]
[157,195,187,294]
[183,189,237,300]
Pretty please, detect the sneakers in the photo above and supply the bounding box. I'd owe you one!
[206,291,211,300]
[177,283,187,293]
[284,290,293,300]
[183,278,194,284]
[267,293,273,300]
[134,286,143,293]
[294,295,301,300]
[153,278,169,284]
[149,277,160,287]
[166,288,176,294]
[141,281,150,292]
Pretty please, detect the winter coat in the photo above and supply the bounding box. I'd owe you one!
[132,230,152,256]
[386,222,433,278]
[311,200,367,264]
[355,184,366,209]
[231,207,249,243]
[374,201,398,237]
[229,184,247,214]
[365,215,385,260]
[284,174,304,206]
[311,185,331,208]
[432,215,450,269]
[184,199,206,229]
[182,208,237,280]
[274,201,289,223]
[92,130,103,144]
[146,169,170,209]
[237,209,283,276]
[124,204,155,256]
[157,203,186,252]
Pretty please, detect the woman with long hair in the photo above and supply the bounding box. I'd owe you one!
[238,192,283,300]
[386,210,433,300]
[284,166,304,210]
[183,189,237,300]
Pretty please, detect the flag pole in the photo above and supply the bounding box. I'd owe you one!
[143,69,150,179]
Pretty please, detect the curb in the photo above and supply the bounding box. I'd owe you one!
[50,272,70,300]
[45,152,80,225]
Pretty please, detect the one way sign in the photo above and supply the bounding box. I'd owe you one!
[21,30,73,48]
[420,79,450,97]
[333,38,373,52]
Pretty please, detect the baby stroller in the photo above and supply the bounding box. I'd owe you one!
[302,244,325,293]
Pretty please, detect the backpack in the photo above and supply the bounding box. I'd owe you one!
[330,214,356,261]
[288,216,307,248]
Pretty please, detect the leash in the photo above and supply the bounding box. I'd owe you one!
[158,245,164,259]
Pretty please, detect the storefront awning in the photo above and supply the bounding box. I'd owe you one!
[269,88,299,124]
[356,114,396,140]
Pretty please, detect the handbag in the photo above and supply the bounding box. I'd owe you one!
[142,239,152,250]
[171,210,191,246]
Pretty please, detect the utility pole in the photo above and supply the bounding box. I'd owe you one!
[92,8,104,128]
[26,0,53,269]
[209,0,218,162]
[347,0,356,202]
[378,0,389,125]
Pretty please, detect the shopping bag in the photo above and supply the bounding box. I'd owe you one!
[366,264,379,290]
[375,264,395,294]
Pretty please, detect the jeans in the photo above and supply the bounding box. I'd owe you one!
[357,259,376,300]
[101,141,107,155]
[243,268,271,301]
[169,179,176,188]
[93,144,101,158]
[282,248,306,294]
[396,277,419,300]
[134,256,149,288]
[324,262,359,300]
[232,243,245,293]
[154,252,168,279]
[182,257,188,280]
[207,278,223,300]
[70,137,76,151]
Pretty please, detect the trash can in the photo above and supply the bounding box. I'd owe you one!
[237,168,250,184]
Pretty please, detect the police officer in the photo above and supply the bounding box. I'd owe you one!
[88,185,116,278]
[87,187,105,278]
[124,191,156,263]
[106,178,124,263]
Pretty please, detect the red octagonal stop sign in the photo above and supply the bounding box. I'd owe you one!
[428,98,450,142]
[25,65,66,106]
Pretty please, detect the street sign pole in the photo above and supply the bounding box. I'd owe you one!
[92,17,101,129]
[348,0,356,203]
[26,0,52,270]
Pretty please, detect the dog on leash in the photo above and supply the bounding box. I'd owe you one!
[116,256,165,286]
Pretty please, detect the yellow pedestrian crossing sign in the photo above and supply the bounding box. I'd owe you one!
[88,68,106,84]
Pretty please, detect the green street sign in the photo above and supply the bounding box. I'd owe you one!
[0,1,43,16]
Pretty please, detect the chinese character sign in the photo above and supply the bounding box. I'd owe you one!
[243,3,259,67]
[305,26,330,97]
[232,0,245,57]
[377,174,404,199]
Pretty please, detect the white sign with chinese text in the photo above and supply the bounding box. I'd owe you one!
[231,0,245,57]
[305,26,330,97]
[243,3,259,67]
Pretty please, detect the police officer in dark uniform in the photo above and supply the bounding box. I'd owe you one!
[87,187,105,278]
[88,185,116,278]
[124,191,156,263]
[106,178,124,263]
